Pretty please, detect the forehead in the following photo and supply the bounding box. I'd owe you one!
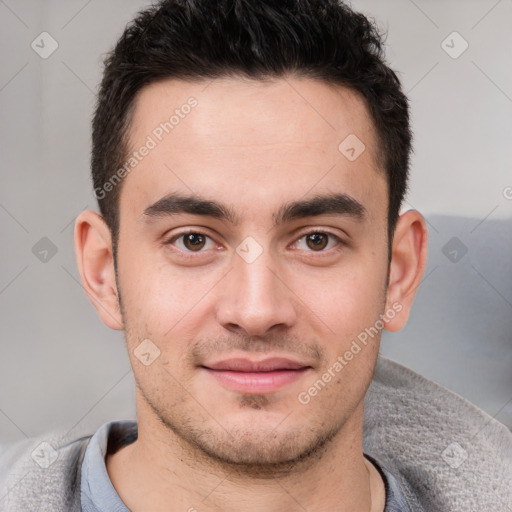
[121,76,385,222]
[129,75,378,153]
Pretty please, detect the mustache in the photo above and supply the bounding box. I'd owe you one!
[188,333,328,367]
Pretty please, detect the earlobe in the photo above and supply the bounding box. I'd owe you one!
[74,210,123,330]
[384,210,428,332]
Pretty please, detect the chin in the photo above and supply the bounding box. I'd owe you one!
[183,419,342,477]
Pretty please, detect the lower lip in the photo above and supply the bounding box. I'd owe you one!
[203,368,310,394]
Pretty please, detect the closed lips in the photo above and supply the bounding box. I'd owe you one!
[203,358,310,372]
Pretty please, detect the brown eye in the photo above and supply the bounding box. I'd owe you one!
[182,233,206,251]
[165,231,215,254]
[305,233,329,251]
[293,231,342,253]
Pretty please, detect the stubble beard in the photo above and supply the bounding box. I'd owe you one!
[136,378,347,478]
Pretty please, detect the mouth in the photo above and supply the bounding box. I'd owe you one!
[200,357,312,394]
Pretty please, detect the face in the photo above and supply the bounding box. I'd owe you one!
[114,76,390,469]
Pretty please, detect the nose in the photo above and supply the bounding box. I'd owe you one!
[215,247,298,337]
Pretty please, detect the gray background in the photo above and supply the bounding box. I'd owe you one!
[0,0,511,444]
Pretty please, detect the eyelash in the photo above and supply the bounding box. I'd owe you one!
[164,229,345,258]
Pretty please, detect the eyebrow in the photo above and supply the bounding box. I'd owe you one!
[142,192,367,226]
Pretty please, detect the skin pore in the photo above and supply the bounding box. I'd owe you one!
[75,76,428,511]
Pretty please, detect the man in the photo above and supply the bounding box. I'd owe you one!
[1,0,510,511]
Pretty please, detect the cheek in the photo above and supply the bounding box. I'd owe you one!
[118,248,223,341]
[313,260,387,337]
[305,277,384,408]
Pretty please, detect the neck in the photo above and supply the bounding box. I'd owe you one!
[106,404,385,512]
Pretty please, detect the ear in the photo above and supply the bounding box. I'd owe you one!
[74,210,123,330]
[383,209,428,332]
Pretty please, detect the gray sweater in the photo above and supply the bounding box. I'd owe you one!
[1,355,511,511]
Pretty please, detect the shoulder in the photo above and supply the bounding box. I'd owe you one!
[364,355,512,511]
[0,427,93,512]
